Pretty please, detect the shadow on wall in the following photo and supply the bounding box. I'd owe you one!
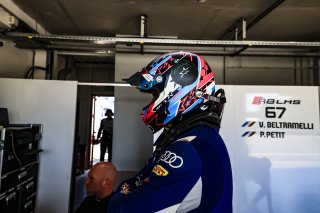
[246,157,273,213]
[237,149,273,213]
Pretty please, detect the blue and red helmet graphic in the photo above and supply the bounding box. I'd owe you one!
[125,52,215,134]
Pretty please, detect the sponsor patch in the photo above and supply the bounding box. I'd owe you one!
[152,164,169,176]
[142,74,154,82]
[160,151,184,168]
[120,182,131,194]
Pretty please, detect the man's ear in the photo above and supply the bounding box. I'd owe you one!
[103,178,111,186]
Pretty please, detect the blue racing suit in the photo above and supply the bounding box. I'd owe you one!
[108,125,233,213]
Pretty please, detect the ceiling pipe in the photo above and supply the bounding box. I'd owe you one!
[140,15,148,38]
[220,0,285,41]
[219,17,242,40]
[221,17,247,41]
[236,0,286,40]
[140,14,148,54]
[220,0,285,55]
[234,0,285,55]
[230,45,250,57]
[242,17,247,40]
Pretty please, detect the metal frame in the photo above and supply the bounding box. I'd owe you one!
[6,32,320,47]
[6,32,320,57]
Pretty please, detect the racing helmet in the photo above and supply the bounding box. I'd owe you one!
[124,51,215,134]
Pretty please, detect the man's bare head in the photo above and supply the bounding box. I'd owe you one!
[85,162,117,199]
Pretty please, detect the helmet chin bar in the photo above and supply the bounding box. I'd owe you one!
[153,127,164,143]
[148,125,154,132]
[154,88,226,150]
[205,88,226,124]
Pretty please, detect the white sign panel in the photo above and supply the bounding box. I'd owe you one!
[240,87,318,140]
[228,86,320,213]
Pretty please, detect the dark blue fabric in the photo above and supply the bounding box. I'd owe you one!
[108,126,233,213]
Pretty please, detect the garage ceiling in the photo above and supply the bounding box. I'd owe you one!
[6,0,320,41]
[1,0,320,58]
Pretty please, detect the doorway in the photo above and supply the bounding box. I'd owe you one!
[90,96,115,165]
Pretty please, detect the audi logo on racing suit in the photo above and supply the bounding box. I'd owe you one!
[160,151,184,168]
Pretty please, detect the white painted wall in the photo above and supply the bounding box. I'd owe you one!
[113,54,156,171]
[0,78,77,213]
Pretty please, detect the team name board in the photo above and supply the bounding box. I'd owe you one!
[237,86,319,141]
[220,85,320,213]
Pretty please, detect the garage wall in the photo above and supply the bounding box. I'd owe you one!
[113,54,155,171]
[224,56,312,85]
[0,44,314,85]
[0,39,47,79]
[0,39,33,78]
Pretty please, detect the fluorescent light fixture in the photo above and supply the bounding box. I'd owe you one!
[94,40,114,44]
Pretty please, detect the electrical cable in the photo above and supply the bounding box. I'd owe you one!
[25,66,47,79]
[6,130,23,167]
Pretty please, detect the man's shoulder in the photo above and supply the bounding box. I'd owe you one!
[75,196,94,213]
[183,125,222,141]
[76,195,111,213]
[79,196,95,205]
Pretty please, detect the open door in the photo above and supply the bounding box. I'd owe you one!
[90,96,115,166]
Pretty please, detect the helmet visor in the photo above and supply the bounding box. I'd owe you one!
[124,69,164,111]
[123,68,165,92]
[123,69,146,89]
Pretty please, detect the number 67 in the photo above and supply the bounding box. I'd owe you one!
[265,107,286,118]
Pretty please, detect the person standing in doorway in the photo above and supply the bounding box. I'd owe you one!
[97,109,113,162]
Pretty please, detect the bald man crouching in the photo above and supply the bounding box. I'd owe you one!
[76,162,117,213]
